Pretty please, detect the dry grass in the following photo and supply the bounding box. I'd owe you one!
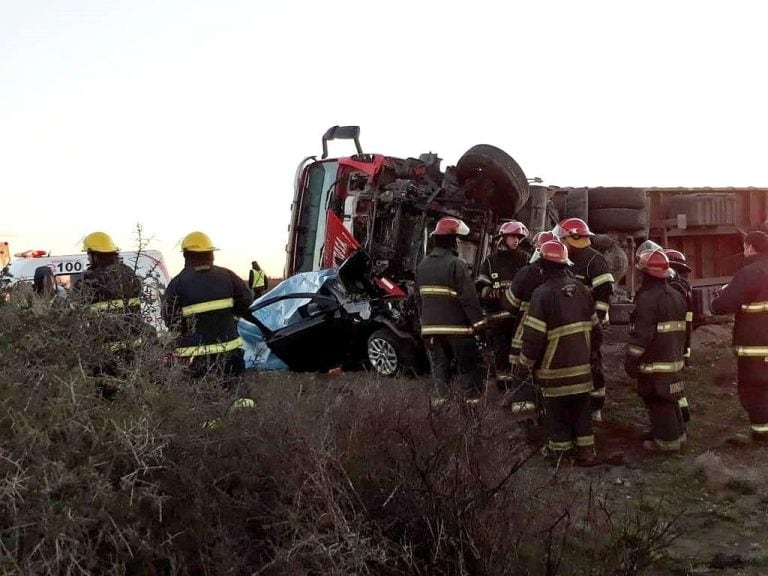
[0,296,680,575]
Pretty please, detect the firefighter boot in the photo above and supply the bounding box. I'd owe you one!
[575,446,599,467]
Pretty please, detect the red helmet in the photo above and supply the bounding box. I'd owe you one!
[532,230,557,249]
[498,220,529,238]
[540,240,573,265]
[636,249,673,279]
[430,217,470,237]
[556,217,594,238]
[663,249,692,273]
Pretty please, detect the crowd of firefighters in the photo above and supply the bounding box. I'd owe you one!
[415,216,768,466]
[26,220,768,466]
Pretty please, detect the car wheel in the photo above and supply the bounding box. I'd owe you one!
[367,328,408,377]
[588,187,646,210]
[456,144,530,218]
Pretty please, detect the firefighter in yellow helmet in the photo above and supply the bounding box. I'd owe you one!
[162,231,253,379]
[73,231,148,398]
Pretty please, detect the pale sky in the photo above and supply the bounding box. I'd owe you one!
[2,1,767,278]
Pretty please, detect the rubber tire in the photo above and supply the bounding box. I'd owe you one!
[456,144,530,218]
[564,188,589,220]
[588,208,647,233]
[588,187,646,210]
[600,240,629,283]
[366,328,411,377]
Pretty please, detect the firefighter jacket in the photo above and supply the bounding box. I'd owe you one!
[569,246,614,321]
[163,264,253,358]
[74,262,148,347]
[625,275,688,381]
[519,269,599,397]
[711,252,768,360]
[416,247,485,336]
[669,272,693,359]
[476,248,529,321]
[503,261,544,365]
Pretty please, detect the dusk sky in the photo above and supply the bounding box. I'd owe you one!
[2,1,767,277]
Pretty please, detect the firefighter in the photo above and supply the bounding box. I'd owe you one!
[500,230,558,413]
[163,231,253,380]
[711,231,768,443]
[476,221,530,385]
[518,240,600,466]
[416,217,487,402]
[625,248,688,453]
[248,260,268,299]
[665,248,694,423]
[555,217,614,421]
[73,231,149,397]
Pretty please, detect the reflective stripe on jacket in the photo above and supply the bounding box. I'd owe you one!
[711,253,768,360]
[569,246,614,321]
[625,275,688,379]
[504,262,544,366]
[416,247,485,337]
[519,272,598,397]
[163,264,253,356]
[476,248,529,314]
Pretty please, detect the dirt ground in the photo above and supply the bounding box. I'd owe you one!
[252,323,766,574]
[526,324,768,575]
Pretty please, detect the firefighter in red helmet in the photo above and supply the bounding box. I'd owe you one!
[499,230,558,413]
[476,220,530,386]
[416,217,487,403]
[665,248,694,423]
[625,248,688,453]
[711,231,768,443]
[555,217,614,421]
[519,240,600,466]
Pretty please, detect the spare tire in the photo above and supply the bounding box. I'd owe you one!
[588,187,646,210]
[564,188,589,220]
[588,208,647,233]
[600,240,630,283]
[456,144,530,218]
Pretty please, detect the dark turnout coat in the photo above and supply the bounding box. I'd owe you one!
[569,246,614,321]
[711,253,768,376]
[520,271,599,398]
[163,264,253,358]
[625,276,688,386]
[416,247,485,337]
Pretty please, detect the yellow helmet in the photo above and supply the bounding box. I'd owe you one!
[82,231,119,253]
[181,231,216,252]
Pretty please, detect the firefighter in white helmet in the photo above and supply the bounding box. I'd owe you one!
[416,217,487,403]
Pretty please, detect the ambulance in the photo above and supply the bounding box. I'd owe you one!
[2,248,171,330]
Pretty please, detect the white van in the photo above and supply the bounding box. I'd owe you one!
[2,250,171,330]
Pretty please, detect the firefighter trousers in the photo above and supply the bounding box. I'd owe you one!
[737,357,768,437]
[491,317,517,388]
[590,346,606,413]
[637,374,686,448]
[543,393,594,453]
[425,335,484,398]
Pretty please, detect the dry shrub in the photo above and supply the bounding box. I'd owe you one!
[0,299,680,575]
